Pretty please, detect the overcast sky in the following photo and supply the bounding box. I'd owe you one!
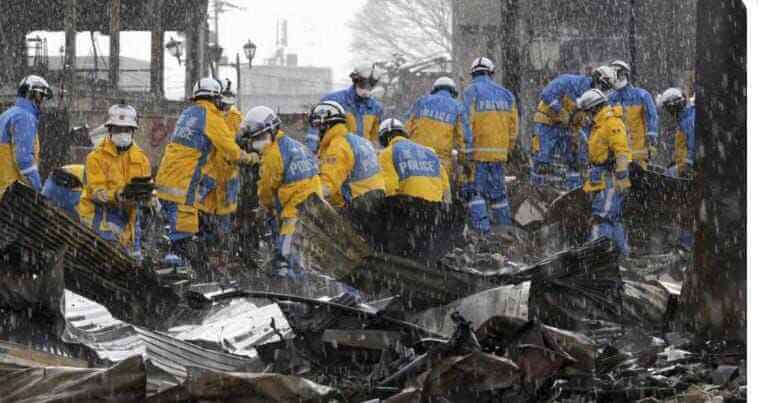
[29,0,364,100]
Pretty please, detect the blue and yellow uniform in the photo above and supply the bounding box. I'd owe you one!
[672,104,696,177]
[41,164,85,220]
[78,139,151,249]
[461,74,519,233]
[532,74,592,189]
[306,87,383,152]
[318,122,384,208]
[258,131,322,271]
[0,97,42,195]
[405,88,472,175]
[583,105,632,256]
[155,99,242,242]
[379,136,449,202]
[608,85,658,166]
[195,105,244,237]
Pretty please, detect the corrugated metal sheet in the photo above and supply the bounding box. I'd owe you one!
[168,299,293,358]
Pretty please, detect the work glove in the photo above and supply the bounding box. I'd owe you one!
[119,177,155,203]
[557,109,571,127]
[614,170,631,192]
[239,151,260,166]
[647,134,658,159]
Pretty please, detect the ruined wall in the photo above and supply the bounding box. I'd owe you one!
[451,0,696,153]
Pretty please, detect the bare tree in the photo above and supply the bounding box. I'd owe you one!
[348,0,452,65]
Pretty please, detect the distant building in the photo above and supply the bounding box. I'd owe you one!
[45,56,152,93]
[238,63,332,114]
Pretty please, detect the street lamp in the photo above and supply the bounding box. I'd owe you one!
[166,36,184,65]
[243,40,256,67]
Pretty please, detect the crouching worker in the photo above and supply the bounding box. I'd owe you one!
[41,164,84,220]
[78,103,152,254]
[310,100,385,239]
[243,106,322,278]
[377,118,451,261]
[578,89,632,256]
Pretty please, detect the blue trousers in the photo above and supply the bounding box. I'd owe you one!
[531,123,586,190]
[588,176,629,256]
[462,161,512,234]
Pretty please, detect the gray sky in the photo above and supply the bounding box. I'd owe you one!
[29,0,364,100]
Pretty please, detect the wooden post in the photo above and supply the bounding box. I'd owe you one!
[109,0,121,90]
[150,0,165,98]
[64,0,77,94]
[680,0,746,342]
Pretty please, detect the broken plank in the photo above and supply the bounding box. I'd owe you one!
[0,340,89,368]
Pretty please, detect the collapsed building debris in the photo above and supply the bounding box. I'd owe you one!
[0,182,182,328]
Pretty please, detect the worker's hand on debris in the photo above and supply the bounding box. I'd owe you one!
[648,145,658,159]
[239,151,260,166]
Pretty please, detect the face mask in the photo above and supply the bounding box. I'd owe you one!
[111,132,133,148]
[252,138,272,152]
[355,87,371,98]
[90,133,106,147]
[614,77,628,90]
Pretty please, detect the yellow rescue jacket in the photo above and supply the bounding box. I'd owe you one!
[0,97,42,194]
[608,85,659,163]
[318,123,385,208]
[155,99,241,206]
[258,131,322,220]
[78,138,151,248]
[406,90,471,174]
[583,105,632,193]
[462,75,519,162]
[379,136,449,202]
[196,105,243,215]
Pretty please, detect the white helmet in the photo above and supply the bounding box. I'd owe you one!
[242,106,281,138]
[350,64,379,87]
[18,75,52,99]
[192,77,222,99]
[309,100,347,132]
[105,103,139,128]
[577,89,608,111]
[219,78,236,105]
[432,76,458,97]
[610,60,631,74]
[378,118,407,147]
[470,57,495,75]
[591,65,617,92]
[657,87,687,110]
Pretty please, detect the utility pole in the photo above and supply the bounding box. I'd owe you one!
[63,0,78,100]
[109,0,121,91]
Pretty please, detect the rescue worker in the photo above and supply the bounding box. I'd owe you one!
[377,118,450,258]
[531,65,617,189]
[195,79,245,243]
[305,65,383,152]
[405,76,472,179]
[0,75,53,195]
[246,106,322,277]
[578,89,632,256]
[311,100,384,208]
[461,57,519,236]
[608,60,659,168]
[659,87,695,250]
[41,164,85,220]
[77,103,152,251]
[659,87,695,178]
[155,77,254,262]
